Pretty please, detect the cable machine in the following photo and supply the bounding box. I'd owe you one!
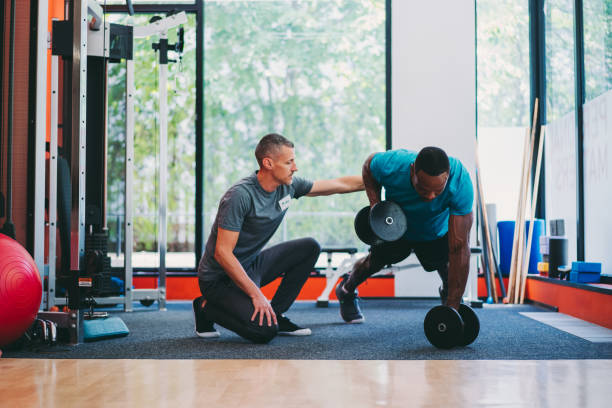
[124,11,187,311]
[32,0,186,343]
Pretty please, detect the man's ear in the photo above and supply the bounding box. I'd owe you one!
[410,163,418,187]
[262,157,273,170]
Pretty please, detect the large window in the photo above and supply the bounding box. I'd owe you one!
[107,12,197,268]
[476,0,530,231]
[203,0,386,250]
[544,0,578,262]
[584,0,612,100]
[477,0,611,272]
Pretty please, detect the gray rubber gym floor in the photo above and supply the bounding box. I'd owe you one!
[3,299,612,359]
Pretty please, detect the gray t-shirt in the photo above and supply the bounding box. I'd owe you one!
[197,172,313,282]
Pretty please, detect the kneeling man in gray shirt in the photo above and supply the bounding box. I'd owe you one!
[194,133,364,343]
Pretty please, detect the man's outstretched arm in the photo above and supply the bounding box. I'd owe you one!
[306,175,364,196]
[446,212,474,310]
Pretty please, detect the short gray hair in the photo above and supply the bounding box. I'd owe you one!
[255,133,294,167]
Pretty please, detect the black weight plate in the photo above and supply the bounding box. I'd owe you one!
[140,299,155,307]
[457,304,480,346]
[354,206,377,245]
[424,305,464,349]
[369,201,407,242]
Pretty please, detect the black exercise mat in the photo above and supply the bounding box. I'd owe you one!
[3,299,612,360]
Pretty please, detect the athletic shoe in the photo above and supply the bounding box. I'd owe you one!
[335,276,365,323]
[277,315,311,336]
[192,296,220,338]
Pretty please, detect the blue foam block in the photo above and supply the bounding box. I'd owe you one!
[83,317,129,342]
[571,262,602,273]
[569,271,601,283]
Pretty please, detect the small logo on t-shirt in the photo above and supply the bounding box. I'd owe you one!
[278,194,291,211]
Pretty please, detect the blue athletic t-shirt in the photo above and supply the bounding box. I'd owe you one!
[370,149,474,241]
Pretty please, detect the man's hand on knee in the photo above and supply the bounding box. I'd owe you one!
[250,290,277,327]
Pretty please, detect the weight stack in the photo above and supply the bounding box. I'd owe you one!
[85,231,114,296]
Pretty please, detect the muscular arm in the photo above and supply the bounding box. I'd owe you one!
[306,175,364,197]
[363,153,382,207]
[446,212,474,310]
[214,227,277,326]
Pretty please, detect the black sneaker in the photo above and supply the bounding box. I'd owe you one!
[335,276,365,323]
[277,315,311,336]
[192,296,220,338]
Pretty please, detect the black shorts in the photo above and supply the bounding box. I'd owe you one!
[370,234,449,272]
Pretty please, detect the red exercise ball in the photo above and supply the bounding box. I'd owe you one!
[0,233,42,347]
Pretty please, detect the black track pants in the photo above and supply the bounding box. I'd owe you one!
[199,237,321,343]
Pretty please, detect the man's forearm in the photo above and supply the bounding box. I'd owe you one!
[306,175,364,196]
[363,154,382,206]
[446,213,473,309]
[336,175,365,193]
[446,245,470,309]
[214,250,260,299]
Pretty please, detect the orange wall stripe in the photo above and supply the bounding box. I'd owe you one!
[477,276,509,299]
[134,276,395,301]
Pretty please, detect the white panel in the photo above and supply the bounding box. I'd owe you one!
[545,111,577,263]
[392,256,443,297]
[477,127,526,222]
[392,1,476,296]
[392,1,476,170]
[583,90,612,276]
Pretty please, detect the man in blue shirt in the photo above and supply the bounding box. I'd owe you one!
[335,147,474,323]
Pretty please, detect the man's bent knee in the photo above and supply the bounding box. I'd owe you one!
[244,322,278,344]
[301,237,321,256]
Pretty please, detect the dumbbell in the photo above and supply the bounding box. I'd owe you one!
[423,304,480,349]
[354,201,407,245]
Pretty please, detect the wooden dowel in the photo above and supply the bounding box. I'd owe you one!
[514,98,541,303]
[513,136,534,303]
[508,98,539,303]
[513,202,527,303]
[520,126,546,304]
[506,128,530,302]
[513,100,540,303]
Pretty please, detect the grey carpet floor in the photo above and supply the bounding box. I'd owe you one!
[3,299,612,359]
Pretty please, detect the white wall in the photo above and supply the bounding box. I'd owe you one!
[545,111,577,264]
[391,1,477,297]
[478,127,528,223]
[583,90,612,276]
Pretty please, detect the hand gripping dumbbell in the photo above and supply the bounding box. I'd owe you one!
[354,201,407,245]
[423,304,480,349]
